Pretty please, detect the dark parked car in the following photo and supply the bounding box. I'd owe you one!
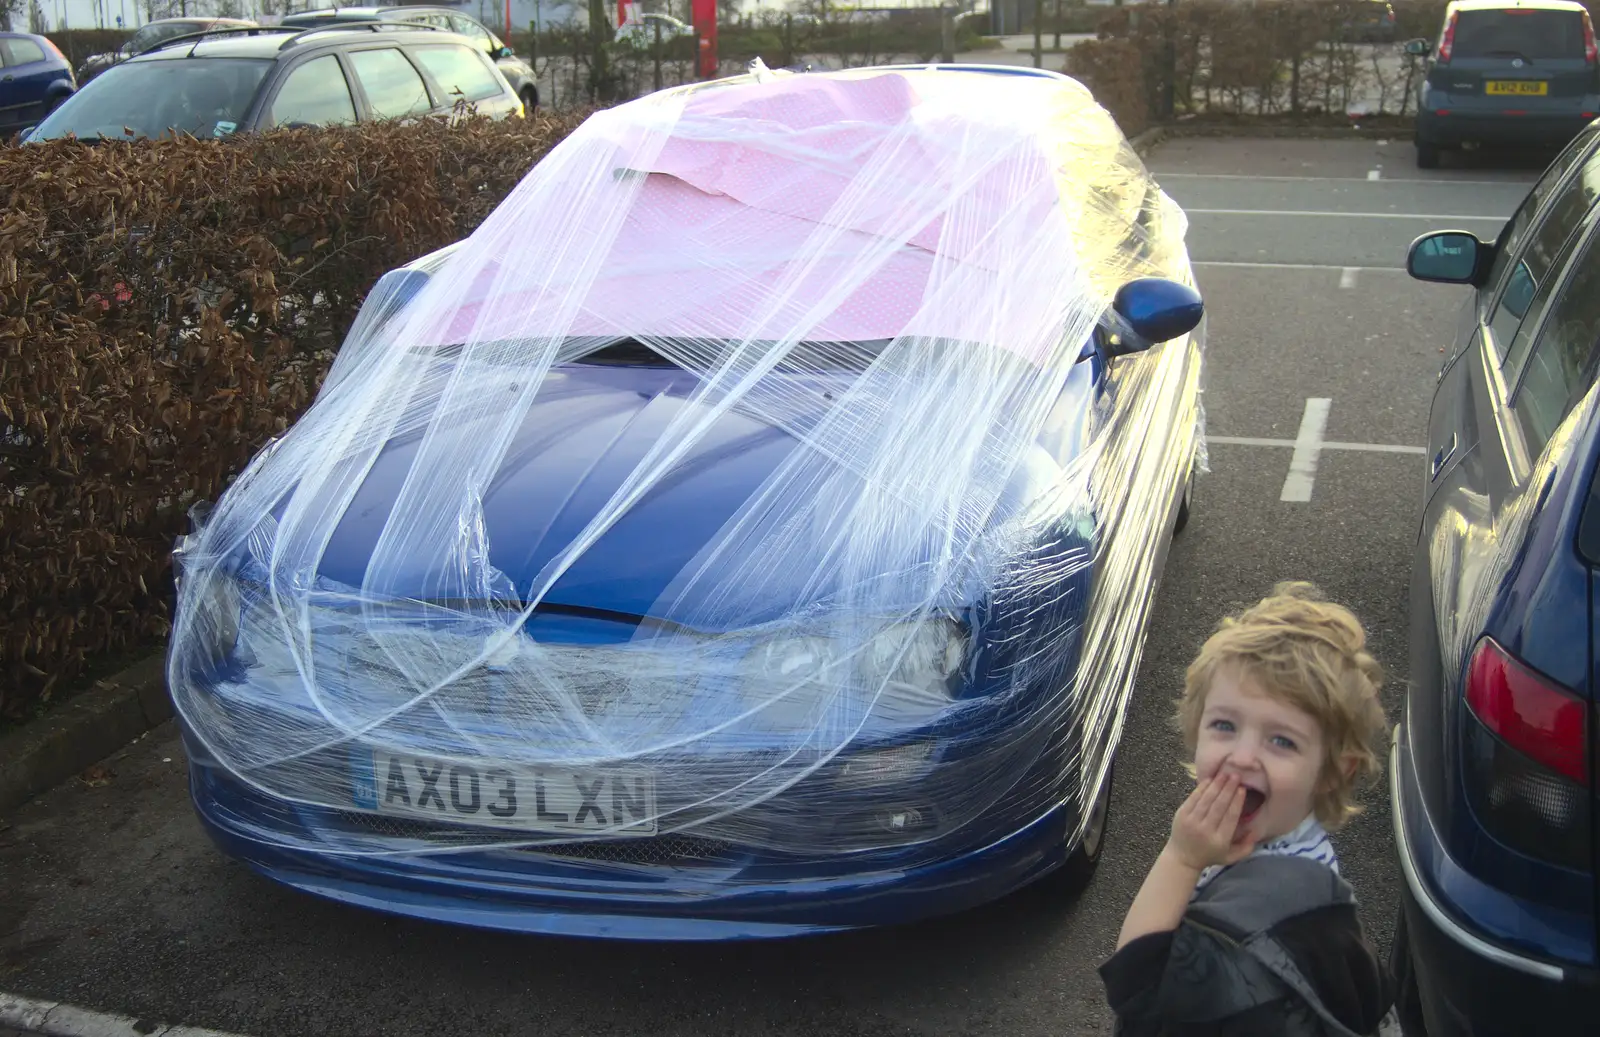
[1395,118,1600,1034]
[76,16,256,82]
[280,6,537,112]
[1340,0,1397,44]
[0,32,74,136]
[1407,0,1600,168]
[25,22,522,143]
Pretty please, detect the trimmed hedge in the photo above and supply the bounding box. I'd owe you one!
[1066,0,1460,135]
[0,112,588,719]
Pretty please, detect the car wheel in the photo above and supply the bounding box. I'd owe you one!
[519,86,538,113]
[1173,463,1194,535]
[1389,908,1429,1035]
[1056,757,1114,889]
[1416,141,1441,169]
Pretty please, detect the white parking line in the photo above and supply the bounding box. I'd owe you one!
[1339,267,1359,289]
[1367,169,1381,181]
[1193,261,1406,272]
[1155,172,1534,187]
[1187,208,1508,221]
[1208,435,1426,455]
[1281,398,1333,502]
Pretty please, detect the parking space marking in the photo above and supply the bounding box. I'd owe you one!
[1280,398,1333,502]
[1194,261,1405,272]
[1339,267,1359,289]
[1187,208,1507,221]
[1208,435,1426,455]
[1157,172,1531,186]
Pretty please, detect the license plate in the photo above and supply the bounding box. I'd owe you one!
[1486,80,1549,96]
[352,751,658,836]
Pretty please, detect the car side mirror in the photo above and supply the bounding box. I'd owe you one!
[1403,38,1431,57]
[1107,278,1204,355]
[1407,231,1485,285]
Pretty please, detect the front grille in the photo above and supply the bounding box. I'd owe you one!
[526,833,733,866]
[325,809,733,866]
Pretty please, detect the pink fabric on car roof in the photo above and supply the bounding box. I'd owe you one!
[435,72,1059,346]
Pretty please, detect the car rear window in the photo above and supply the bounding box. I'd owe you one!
[411,44,503,103]
[30,57,271,141]
[1452,8,1586,60]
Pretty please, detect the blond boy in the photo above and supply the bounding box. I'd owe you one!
[1099,582,1395,1037]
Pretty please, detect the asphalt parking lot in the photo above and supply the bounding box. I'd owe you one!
[0,135,1543,1037]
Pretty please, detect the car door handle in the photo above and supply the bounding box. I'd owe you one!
[1431,432,1458,480]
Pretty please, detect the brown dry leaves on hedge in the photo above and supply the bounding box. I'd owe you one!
[0,112,588,718]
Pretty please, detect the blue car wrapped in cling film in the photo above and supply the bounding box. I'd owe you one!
[167,62,1206,940]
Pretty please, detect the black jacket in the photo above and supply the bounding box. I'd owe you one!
[1099,855,1392,1037]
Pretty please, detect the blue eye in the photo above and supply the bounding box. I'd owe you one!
[1208,718,1235,733]
[1271,735,1298,751]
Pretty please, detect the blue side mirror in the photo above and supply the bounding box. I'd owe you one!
[1111,278,1205,350]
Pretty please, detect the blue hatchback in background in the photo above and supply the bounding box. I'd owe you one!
[0,32,74,137]
[1396,119,1600,1034]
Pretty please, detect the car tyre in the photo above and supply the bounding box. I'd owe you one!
[1055,757,1114,889]
[1389,908,1429,1035]
[1415,141,1441,169]
[1174,462,1194,535]
[1171,451,1196,534]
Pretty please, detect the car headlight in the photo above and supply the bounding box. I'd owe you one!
[741,618,967,724]
[184,570,242,669]
[857,619,966,696]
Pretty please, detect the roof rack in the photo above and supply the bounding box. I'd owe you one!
[278,20,449,48]
[145,25,298,54]
[140,20,450,56]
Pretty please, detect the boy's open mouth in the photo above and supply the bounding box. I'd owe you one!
[1240,787,1266,823]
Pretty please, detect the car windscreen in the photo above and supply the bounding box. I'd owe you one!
[30,57,272,141]
[1452,8,1586,60]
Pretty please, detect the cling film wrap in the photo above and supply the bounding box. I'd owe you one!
[169,66,1204,865]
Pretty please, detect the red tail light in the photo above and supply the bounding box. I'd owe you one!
[1466,638,1588,786]
[42,37,67,64]
[1585,11,1599,64]
[1439,11,1459,62]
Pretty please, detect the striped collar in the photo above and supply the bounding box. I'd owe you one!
[1193,814,1339,895]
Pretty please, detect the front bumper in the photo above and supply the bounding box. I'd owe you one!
[1416,109,1593,149]
[1391,726,1599,1034]
[189,754,1079,940]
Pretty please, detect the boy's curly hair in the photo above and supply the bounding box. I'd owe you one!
[1176,581,1387,830]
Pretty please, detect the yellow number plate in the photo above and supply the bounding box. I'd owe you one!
[1486,80,1549,96]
